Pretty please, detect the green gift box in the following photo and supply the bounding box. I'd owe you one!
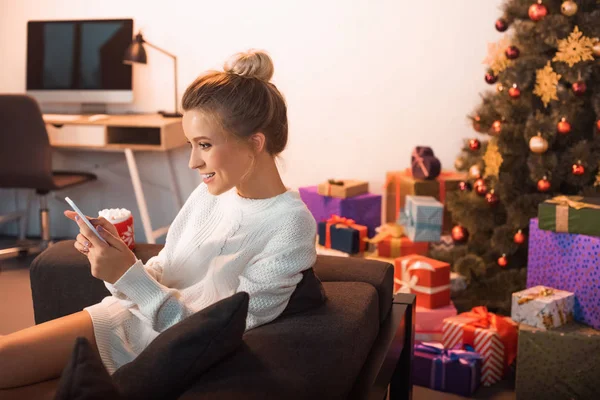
[537,195,600,237]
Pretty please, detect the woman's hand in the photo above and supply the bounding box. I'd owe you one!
[64,211,137,284]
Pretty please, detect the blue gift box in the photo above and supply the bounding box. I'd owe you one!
[398,195,443,242]
[317,222,360,254]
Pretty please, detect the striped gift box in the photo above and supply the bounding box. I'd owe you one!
[442,307,518,386]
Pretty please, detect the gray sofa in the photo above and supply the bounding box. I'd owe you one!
[3,241,416,400]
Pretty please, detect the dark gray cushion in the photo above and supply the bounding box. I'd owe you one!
[179,281,380,400]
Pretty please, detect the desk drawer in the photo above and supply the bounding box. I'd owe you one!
[46,124,107,147]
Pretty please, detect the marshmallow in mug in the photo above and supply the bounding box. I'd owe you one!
[98,208,132,224]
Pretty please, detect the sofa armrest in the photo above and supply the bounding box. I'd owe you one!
[313,255,394,323]
[30,240,164,324]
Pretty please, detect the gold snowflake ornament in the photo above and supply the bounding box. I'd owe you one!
[534,62,562,108]
[483,37,513,75]
[483,137,503,179]
[552,26,596,67]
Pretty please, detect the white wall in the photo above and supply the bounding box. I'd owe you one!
[0,0,503,243]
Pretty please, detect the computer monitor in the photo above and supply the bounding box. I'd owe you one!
[26,19,134,106]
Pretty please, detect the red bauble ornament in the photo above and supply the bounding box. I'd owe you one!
[529,2,548,21]
[572,81,587,96]
[451,225,469,244]
[597,120,600,131]
[474,178,485,187]
[485,72,498,84]
[495,18,508,32]
[505,45,520,59]
[475,182,488,196]
[572,162,585,176]
[458,181,472,191]
[508,84,521,99]
[498,254,508,267]
[469,139,481,151]
[491,120,502,134]
[514,229,526,244]
[485,190,499,206]
[557,117,571,134]
[472,115,482,132]
[537,176,551,192]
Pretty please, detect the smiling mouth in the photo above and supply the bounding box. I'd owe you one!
[201,172,215,179]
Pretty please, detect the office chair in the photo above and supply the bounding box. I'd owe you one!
[0,95,97,259]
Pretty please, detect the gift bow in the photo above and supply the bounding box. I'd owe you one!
[364,223,404,244]
[415,341,482,393]
[517,287,555,305]
[546,195,600,210]
[394,259,450,295]
[324,214,358,250]
[412,148,430,178]
[461,306,518,367]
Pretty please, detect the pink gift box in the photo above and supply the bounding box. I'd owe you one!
[415,302,457,342]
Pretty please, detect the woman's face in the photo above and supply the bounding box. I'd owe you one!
[182,109,254,196]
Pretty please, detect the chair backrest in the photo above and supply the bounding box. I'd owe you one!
[0,94,55,190]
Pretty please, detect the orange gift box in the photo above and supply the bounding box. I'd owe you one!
[367,223,428,258]
[393,255,450,309]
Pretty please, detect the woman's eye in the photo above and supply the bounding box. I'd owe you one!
[199,142,211,149]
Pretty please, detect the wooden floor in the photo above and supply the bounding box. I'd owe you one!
[0,237,516,399]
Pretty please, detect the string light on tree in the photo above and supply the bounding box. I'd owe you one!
[537,176,551,192]
[572,160,585,176]
[475,181,488,196]
[491,120,503,135]
[529,133,549,153]
[469,139,481,151]
[572,81,587,96]
[497,83,505,93]
[472,115,483,132]
[529,1,548,21]
[469,164,482,179]
[498,254,508,267]
[560,1,578,16]
[495,18,508,32]
[557,117,571,134]
[514,229,526,244]
[458,181,472,192]
[508,83,521,98]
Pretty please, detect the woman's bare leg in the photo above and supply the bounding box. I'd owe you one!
[0,311,98,389]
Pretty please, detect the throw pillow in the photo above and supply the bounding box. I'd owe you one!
[280,268,327,318]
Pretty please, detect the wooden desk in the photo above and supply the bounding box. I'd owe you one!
[44,114,187,244]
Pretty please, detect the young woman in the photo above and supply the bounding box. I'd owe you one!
[0,50,317,388]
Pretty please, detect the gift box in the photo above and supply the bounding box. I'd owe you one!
[316,179,369,199]
[412,341,482,397]
[394,255,450,309]
[299,186,381,237]
[516,323,600,400]
[367,223,429,258]
[381,169,465,232]
[527,218,600,329]
[538,195,600,237]
[317,215,367,254]
[429,235,454,253]
[399,195,443,242]
[415,302,457,342]
[511,285,575,330]
[411,146,441,180]
[442,306,518,386]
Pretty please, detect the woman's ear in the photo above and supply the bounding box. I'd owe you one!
[249,132,266,153]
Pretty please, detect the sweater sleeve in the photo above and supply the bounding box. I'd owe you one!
[237,212,318,331]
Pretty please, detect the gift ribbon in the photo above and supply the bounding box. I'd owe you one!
[324,214,366,252]
[383,173,403,220]
[412,148,430,178]
[546,195,600,233]
[395,259,451,295]
[460,306,518,368]
[415,341,482,393]
[516,287,555,305]
[365,223,404,244]
[325,179,344,197]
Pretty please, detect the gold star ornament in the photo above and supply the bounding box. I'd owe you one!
[483,137,503,179]
[483,37,513,75]
[534,62,562,108]
[552,26,596,67]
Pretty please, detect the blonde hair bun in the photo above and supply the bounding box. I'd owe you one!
[224,49,274,82]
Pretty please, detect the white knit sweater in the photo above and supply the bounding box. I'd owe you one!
[84,183,317,374]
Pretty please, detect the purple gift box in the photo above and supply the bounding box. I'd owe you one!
[298,186,381,237]
[412,342,482,397]
[527,218,600,329]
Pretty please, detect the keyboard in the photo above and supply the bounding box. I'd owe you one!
[43,114,83,122]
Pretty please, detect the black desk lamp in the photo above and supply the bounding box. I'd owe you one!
[123,33,182,118]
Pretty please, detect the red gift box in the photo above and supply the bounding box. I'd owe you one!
[442,306,518,386]
[366,223,429,258]
[393,255,450,309]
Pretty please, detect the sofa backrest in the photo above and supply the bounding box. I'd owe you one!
[312,255,394,323]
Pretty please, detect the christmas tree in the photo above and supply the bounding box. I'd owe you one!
[437,0,600,315]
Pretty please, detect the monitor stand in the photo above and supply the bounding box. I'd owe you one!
[80,103,108,115]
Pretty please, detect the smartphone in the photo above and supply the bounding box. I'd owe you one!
[65,197,107,244]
